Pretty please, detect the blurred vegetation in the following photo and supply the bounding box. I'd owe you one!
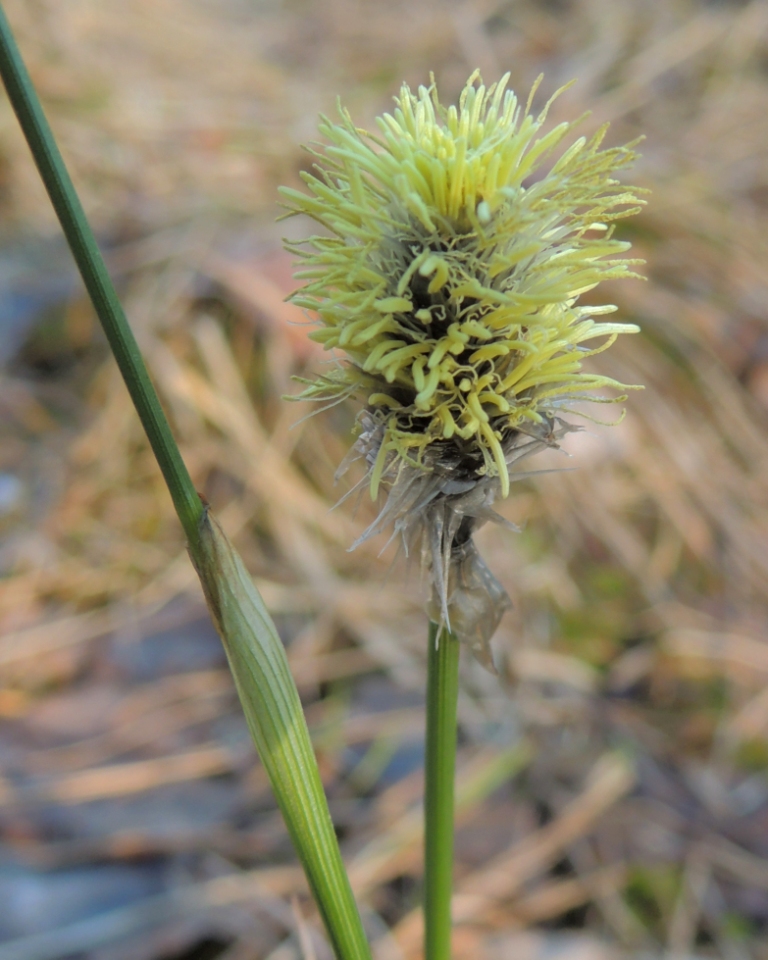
[2,0,768,958]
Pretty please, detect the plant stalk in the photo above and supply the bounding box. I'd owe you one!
[424,620,461,960]
[0,8,371,958]
[0,1,201,542]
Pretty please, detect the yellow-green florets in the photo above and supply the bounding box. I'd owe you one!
[281,72,644,503]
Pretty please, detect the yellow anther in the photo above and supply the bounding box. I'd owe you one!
[373,296,413,313]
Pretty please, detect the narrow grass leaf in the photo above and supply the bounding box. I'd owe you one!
[190,509,371,960]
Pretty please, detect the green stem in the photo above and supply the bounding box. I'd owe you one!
[0,2,202,543]
[424,620,460,960]
[0,10,372,958]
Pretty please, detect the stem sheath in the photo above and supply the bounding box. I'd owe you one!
[0,9,372,957]
[424,621,460,960]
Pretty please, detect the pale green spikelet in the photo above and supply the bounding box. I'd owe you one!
[280,72,644,499]
[280,72,645,665]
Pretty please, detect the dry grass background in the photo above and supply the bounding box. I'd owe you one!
[1,0,768,957]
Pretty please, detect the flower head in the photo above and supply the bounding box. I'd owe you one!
[280,72,644,667]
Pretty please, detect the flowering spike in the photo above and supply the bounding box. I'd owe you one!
[281,73,645,667]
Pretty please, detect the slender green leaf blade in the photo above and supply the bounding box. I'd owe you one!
[191,510,371,960]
